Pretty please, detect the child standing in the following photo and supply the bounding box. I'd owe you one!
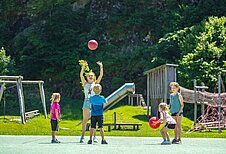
[80,60,103,143]
[88,84,108,144]
[169,82,184,144]
[153,103,176,145]
[50,93,61,143]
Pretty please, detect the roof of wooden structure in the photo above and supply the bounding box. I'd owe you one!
[143,64,178,75]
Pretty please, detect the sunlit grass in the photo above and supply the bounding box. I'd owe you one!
[0,106,225,138]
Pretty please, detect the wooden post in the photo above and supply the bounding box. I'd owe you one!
[175,66,177,82]
[147,74,150,117]
[147,73,150,117]
[113,112,117,130]
[164,66,168,103]
[128,95,131,105]
[201,82,205,116]
[136,95,139,106]
[131,95,133,106]
[0,83,5,102]
[218,75,222,133]
[194,79,197,127]
[139,95,142,106]
[16,76,25,124]
[39,82,47,119]
[20,79,26,122]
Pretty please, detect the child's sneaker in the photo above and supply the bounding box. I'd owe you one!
[172,139,177,144]
[51,139,61,143]
[101,139,108,144]
[80,137,84,143]
[161,140,171,145]
[175,138,182,144]
[87,140,92,144]
[93,136,98,143]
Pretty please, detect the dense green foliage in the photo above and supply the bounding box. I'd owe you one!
[0,47,11,75]
[0,0,225,118]
[155,16,226,89]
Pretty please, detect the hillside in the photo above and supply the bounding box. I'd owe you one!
[1,1,225,97]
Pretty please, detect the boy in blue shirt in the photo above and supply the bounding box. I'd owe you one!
[88,84,108,144]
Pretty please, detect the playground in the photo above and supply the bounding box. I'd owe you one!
[0,136,226,154]
[0,64,226,154]
[0,2,225,153]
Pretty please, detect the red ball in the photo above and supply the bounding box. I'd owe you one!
[149,116,160,129]
[88,40,98,50]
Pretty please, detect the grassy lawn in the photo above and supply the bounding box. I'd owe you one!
[0,105,225,138]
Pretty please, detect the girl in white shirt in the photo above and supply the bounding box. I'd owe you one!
[79,60,103,143]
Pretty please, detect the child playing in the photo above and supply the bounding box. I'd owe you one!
[153,103,176,145]
[88,84,108,144]
[50,93,61,143]
[80,60,103,143]
[169,82,184,144]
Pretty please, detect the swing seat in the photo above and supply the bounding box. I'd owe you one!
[25,110,40,120]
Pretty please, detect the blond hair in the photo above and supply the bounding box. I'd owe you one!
[170,82,180,88]
[170,82,180,92]
[159,103,168,111]
[50,93,60,103]
[93,84,102,95]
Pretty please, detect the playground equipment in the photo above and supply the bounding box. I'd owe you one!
[104,83,135,111]
[179,75,226,132]
[0,76,47,124]
[144,64,178,117]
[144,64,226,132]
[77,83,144,127]
[128,94,146,106]
[86,112,142,131]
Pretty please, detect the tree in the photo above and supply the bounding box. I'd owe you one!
[153,16,226,90]
[178,17,226,89]
[0,47,11,75]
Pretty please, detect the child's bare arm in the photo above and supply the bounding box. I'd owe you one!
[96,61,103,84]
[153,113,164,124]
[177,95,184,116]
[104,101,108,107]
[80,61,87,86]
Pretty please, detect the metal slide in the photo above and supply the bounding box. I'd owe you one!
[76,83,135,126]
[104,83,135,111]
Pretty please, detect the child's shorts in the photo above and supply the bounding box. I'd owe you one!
[171,112,183,116]
[164,123,176,129]
[82,99,91,109]
[51,119,59,131]
[91,116,103,129]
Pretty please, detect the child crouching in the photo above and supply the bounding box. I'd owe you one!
[153,103,176,145]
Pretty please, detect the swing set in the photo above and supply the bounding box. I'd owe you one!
[0,76,47,124]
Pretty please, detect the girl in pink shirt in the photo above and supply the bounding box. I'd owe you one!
[50,93,61,143]
[153,103,176,145]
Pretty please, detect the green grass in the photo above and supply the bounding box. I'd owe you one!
[0,105,226,138]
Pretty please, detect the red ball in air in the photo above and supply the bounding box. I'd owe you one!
[88,40,98,50]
